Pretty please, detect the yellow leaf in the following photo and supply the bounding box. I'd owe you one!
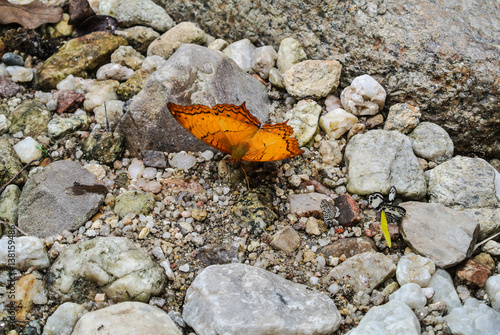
[381,210,392,248]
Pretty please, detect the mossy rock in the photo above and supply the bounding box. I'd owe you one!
[114,190,155,218]
[80,132,124,165]
[9,101,51,137]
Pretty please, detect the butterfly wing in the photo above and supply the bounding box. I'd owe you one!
[368,193,384,209]
[320,199,339,225]
[167,102,260,155]
[388,186,397,203]
[380,210,392,248]
[379,203,406,223]
[240,122,304,161]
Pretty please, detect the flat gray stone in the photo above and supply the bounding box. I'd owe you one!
[428,156,499,208]
[344,130,427,198]
[71,302,181,335]
[348,300,420,335]
[287,192,330,218]
[17,160,105,238]
[47,237,165,303]
[118,44,271,157]
[183,263,341,335]
[459,207,500,241]
[400,202,479,268]
[325,252,396,294]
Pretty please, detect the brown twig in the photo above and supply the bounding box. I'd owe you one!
[0,220,28,236]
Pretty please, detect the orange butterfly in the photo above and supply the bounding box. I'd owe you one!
[167,102,304,162]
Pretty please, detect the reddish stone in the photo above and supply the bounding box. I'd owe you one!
[369,222,400,240]
[334,194,361,226]
[456,259,491,287]
[322,236,377,259]
[53,89,85,114]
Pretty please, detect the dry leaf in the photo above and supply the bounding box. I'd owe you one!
[0,0,63,30]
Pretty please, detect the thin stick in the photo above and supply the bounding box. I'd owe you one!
[0,221,28,236]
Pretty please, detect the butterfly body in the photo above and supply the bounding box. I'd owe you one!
[167,102,303,162]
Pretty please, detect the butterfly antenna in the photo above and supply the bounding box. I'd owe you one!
[240,164,250,189]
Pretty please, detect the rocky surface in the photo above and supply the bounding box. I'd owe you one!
[0,2,498,335]
[163,0,500,159]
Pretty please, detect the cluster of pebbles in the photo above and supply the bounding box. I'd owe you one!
[0,1,499,335]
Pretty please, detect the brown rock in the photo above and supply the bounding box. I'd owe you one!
[53,89,85,114]
[305,217,327,236]
[456,259,491,287]
[473,253,495,271]
[288,192,330,218]
[271,226,300,253]
[34,31,127,89]
[322,236,376,259]
[15,273,45,321]
[334,194,360,226]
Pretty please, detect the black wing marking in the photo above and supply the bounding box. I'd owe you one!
[368,193,384,209]
[378,203,406,223]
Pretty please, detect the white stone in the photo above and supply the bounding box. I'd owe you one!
[94,100,124,131]
[169,152,197,170]
[56,75,94,94]
[483,240,500,256]
[408,122,453,163]
[142,167,157,179]
[319,108,358,139]
[71,302,181,335]
[200,150,214,161]
[0,114,10,132]
[128,158,145,179]
[277,37,307,73]
[445,298,500,335]
[485,274,500,311]
[47,237,165,302]
[284,100,322,146]
[284,60,342,99]
[141,55,166,72]
[115,0,175,33]
[389,283,427,309]
[340,74,386,116]
[427,268,461,310]
[83,80,119,111]
[84,163,107,180]
[183,263,341,335]
[96,63,135,81]
[325,95,342,111]
[251,45,277,79]
[344,130,427,198]
[6,65,33,82]
[396,254,435,287]
[13,136,42,163]
[348,300,420,335]
[222,39,256,72]
[268,68,284,88]
[42,302,86,335]
[0,236,50,270]
[319,140,342,165]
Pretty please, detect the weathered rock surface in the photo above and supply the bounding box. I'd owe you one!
[71,302,181,335]
[344,130,427,198]
[183,263,341,335]
[408,122,453,164]
[17,161,105,238]
[42,302,86,335]
[162,0,500,158]
[426,268,462,311]
[0,236,50,271]
[117,44,271,157]
[47,237,166,303]
[445,298,500,335]
[400,202,479,268]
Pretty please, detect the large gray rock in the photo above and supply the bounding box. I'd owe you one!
[426,268,462,311]
[183,263,341,335]
[445,298,500,335]
[17,160,105,238]
[47,237,166,303]
[459,207,500,242]
[71,302,181,335]
[400,202,479,268]
[347,300,420,335]
[161,1,499,159]
[344,130,427,198]
[117,44,271,157]
[427,156,499,208]
[325,252,396,294]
